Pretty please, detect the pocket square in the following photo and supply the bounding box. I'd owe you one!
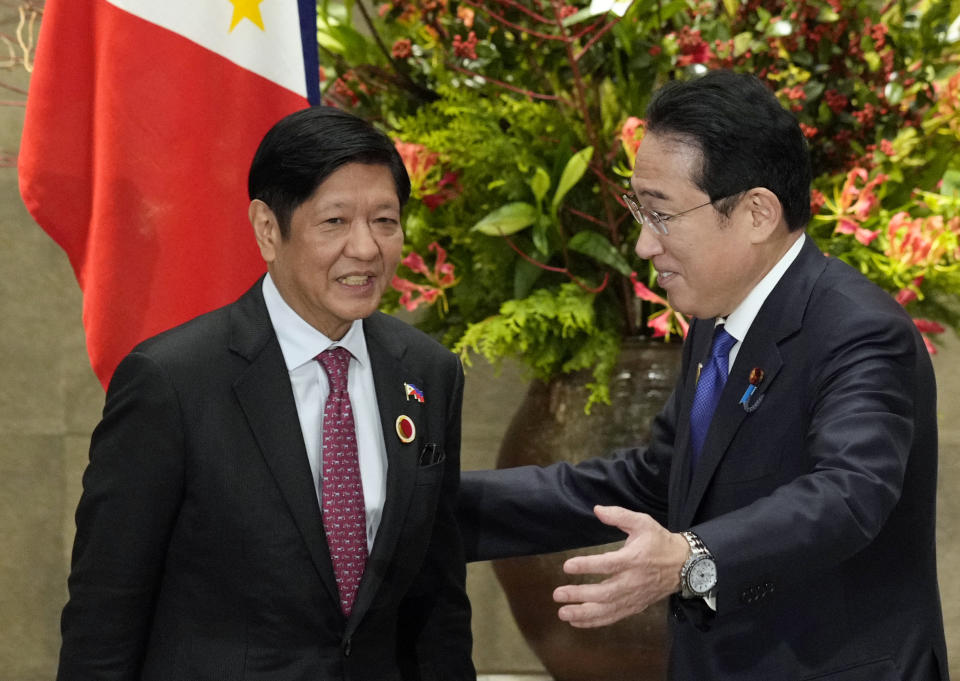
[418,443,445,466]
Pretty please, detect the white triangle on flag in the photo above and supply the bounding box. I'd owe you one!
[105,0,308,97]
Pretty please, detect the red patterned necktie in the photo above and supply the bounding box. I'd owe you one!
[317,347,367,616]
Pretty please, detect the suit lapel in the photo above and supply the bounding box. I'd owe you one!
[668,319,713,527]
[676,237,826,527]
[229,282,341,609]
[347,313,424,630]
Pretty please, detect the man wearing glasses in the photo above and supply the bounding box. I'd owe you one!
[459,70,949,680]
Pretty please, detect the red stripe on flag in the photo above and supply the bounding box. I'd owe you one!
[20,0,309,387]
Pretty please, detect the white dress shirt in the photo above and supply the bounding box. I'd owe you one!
[720,233,806,365]
[262,273,387,552]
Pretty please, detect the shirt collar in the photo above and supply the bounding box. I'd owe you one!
[262,273,370,371]
[721,232,805,342]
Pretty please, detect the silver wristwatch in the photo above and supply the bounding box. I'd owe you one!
[679,531,717,599]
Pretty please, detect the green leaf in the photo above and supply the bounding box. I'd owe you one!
[721,0,739,18]
[529,167,551,205]
[885,81,905,105]
[567,231,633,276]
[551,146,594,215]
[513,258,544,299]
[733,32,753,57]
[471,202,539,236]
[532,214,552,255]
[942,170,960,197]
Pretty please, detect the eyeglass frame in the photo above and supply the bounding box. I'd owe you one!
[621,192,740,236]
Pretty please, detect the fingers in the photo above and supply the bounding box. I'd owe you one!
[562,547,626,576]
[592,505,644,532]
[556,601,626,628]
[553,580,615,606]
[553,578,653,628]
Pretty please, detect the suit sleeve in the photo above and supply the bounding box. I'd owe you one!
[57,351,185,681]
[693,304,924,615]
[457,384,680,562]
[399,356,476,680]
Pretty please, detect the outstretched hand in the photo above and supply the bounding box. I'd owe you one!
[552,505,690,628]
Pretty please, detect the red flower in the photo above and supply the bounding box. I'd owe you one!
[675,27,713,67]
[810,189,826,214]
[895,287,918,306]
[629,273,689,339]
[391,242,458,312]
[392,39,413,59]
[452,31,478,60]
[914,318,945,335]
[824,89,849,114]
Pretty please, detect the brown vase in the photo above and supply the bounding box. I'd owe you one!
[493,337,682,681]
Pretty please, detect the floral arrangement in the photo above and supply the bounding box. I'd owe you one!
[318,0,960,408]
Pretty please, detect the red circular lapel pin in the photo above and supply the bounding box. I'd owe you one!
[396,415,416,443]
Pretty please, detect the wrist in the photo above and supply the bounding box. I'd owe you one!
[679,531,717,599]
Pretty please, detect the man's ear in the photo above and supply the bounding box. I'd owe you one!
[249,199,280,263]
[744,187,785,244]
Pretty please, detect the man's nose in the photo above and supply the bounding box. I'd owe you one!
[345,221,380,259]
[634,225,664,260]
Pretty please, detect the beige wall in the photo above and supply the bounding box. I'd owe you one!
[2,60,959,681]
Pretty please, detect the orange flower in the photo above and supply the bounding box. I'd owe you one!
[395,141,439,195]
[830,168,886,245]
[884,212,960,268]
[619,117,645,170]
[457,5,474,28]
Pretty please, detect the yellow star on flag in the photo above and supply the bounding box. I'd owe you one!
[228,0,266,32]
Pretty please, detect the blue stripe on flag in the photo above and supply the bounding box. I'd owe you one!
[297,0,320,105]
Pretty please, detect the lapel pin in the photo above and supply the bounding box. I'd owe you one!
[739,367,765,412]
[396,415,416,444]
[404,382,424,403]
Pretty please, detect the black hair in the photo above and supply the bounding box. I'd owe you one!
[248,106,411,237]
[645,70,811,231]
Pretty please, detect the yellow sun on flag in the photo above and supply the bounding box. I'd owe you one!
[228,0,266,32]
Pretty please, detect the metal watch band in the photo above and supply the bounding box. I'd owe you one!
[679,531,715,599]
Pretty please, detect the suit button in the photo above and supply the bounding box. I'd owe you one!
[673,605,687,622]
[342,636,352,657]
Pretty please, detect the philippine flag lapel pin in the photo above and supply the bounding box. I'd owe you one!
[739,367,765,412]
[396,415,416,444]
[404,382,425,403]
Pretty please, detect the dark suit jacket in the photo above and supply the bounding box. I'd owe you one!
[58,280,475,681]
[458,237,949,680]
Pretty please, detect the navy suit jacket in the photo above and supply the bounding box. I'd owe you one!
[58,280,475,681]
[459,237,949,680]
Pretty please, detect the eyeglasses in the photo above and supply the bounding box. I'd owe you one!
[622,193,727,236]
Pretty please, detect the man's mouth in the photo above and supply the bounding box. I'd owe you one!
[338,275,373,286]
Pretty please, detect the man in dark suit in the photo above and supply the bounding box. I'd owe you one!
[57,107,475,681]
[458,70,949,680]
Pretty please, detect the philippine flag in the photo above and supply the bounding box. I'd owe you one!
[19,0,319,388]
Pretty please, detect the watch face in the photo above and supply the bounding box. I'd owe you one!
[689,557,717,594]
